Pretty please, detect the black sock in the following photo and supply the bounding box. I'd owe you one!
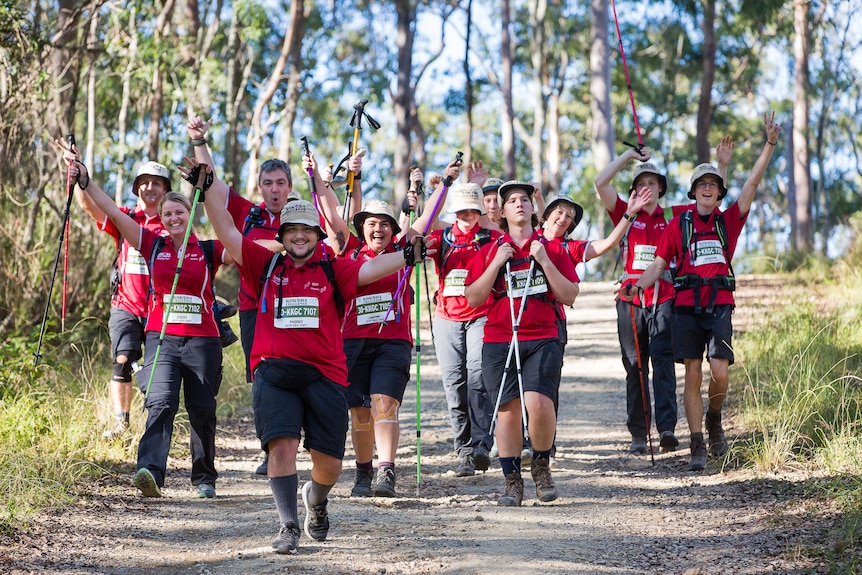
[707,406,721,419]
[532,449,552,462]
[269,474,298,525]
[306,479,334,506]
[500,456,521,476]
[356,460,373,470]
[691,432,704,441]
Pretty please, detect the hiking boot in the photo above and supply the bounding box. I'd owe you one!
[272,522,300,554]
[350,468,374,497]
[548,457,559,470]
[301,482,330,541]
[255,453,269,476]
[531,458,558,502]
[689,437,708,471]
[455,455,475,477]
[659,431,679,452]
[133,468,162,498]
[706,412,728,456]
[629,436,648,454]
[473,445,491,472]
[498,471,524,507]
[196,483,216,499]
[102,420,129,440]
[373,467,397,497]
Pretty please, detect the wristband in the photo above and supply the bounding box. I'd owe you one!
[766,140,777,146]
[353,172,362,180]
[190,137,207,147]
[623,212,637,223]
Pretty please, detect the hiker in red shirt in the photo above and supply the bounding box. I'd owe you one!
[465,181,579,507]
[622,112,782,471]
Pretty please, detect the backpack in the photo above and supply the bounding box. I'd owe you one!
[147,237,238,347]
[439,226,492,271]
[673,210,736,314]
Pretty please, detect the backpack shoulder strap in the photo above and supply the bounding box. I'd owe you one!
[259,253,284,314]
[318,259,345,319]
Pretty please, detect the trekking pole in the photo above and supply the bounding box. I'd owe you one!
[489,258,536,440]
[610,0,644,150]
[629,300,655,465]
[340,99,380,221]
[409,209,422,496]
[142,164,210,399]
[299,137,329,261]
[35,133,77,366]
[378,151,463,332]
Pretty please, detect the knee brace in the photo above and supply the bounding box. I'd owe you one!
[112,360,133,383]
[351,408,374,432]
[370,395,400,424]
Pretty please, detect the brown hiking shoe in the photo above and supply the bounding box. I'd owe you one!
[689,437,707,471]
[498,471,524,507]
[531,457,558,502]
[705,412,728,456]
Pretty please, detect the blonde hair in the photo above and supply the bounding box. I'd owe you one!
[158,191,192,214]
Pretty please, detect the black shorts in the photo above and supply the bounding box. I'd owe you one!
[253,358,349,459]
[344,338,412,408]
[108,307,145,362]
[672,304,734,365]
[482,338,562,406]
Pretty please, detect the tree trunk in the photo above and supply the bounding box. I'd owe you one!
[590,0,613,172]
[546,91,561,195]
[85,5,98,171]
[246,0,303,195]
[147,0,175,160]
[115,7,137,203]
[792,0,812,252]
[696,0,716,164]
[47,0,80,139]
[463,0,474,167]
[528,0,547,185]
[277,0,306,165]
[501,0,516,179]
[392,0,415,205]
[223,8,242,185]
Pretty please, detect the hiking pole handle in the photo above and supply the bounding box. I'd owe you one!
[300,136,328,261]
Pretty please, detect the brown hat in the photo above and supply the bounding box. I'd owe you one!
[277,200,326,241]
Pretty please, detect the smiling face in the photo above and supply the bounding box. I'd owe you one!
[455,209,481,231]
[258,167,293,215]
[137,176,169,209]
[281,224,318,262]
[159,198,191,240]
[693,175,722,213]
[545,204,574,239]
[362,216,394,253]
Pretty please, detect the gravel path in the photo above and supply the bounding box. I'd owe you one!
[0,280,834,574]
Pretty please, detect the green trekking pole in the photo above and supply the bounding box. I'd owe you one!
[410,209,422,496]
[142,163,211,400]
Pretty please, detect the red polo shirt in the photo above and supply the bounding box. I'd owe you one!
[466,230,578,343]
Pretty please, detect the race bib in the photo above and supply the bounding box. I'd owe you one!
[442,269,468,297]
[273,297,320,329]
[507,269,548,297]
[124,246,149,276]
[632,244,657,271]
[692,239,727,267]
[163,294,203,325]
[355,292,395,326]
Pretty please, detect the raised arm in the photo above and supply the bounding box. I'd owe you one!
[736,111,781,217]
[193,160,244,266]
[65,157,143,250]
[303,151,353,253]
[465,243,512,308]
[531,182,546,216]
[594,146,651,212]
[357,235,437,285]
[408,158,461,239]
[187,117,231,207]
[585,188,652,261]
[715,135,734,184]
[58,144,108,223]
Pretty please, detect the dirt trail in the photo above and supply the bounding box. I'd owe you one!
[2,278,831,575]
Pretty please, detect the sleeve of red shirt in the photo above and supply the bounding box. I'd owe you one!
[239,238,275,300]
[550,242,579,284]
[333,257,362,303]
[608,196,627,225]
[227,188,254,231]
[656,215,682,262]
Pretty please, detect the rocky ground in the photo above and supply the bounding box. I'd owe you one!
[0,279,843,575]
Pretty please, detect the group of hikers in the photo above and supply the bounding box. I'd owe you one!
[60,110,781,555]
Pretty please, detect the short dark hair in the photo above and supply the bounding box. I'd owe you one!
[258,159,293,186]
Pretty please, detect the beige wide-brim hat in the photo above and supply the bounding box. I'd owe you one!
[447,182,486,214]
[498,180,535,203]
[132,161,172,196]
[629,161,668,198]
[688,163,727,200]
[277,200,326,241]
[353,199,401,235]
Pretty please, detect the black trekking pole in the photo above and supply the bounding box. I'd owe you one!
[299,136,329,262]
[339,99,380,221]
[630,300,655,465]
[35,133,77,366]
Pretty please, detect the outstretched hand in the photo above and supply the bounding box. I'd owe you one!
[627,187,652,213]
[178,157,213,199]
[55,140,90,189]
[764,111,781,144]
[716,136,734,167]
[615,284,639,302]
[187,116,213,141]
